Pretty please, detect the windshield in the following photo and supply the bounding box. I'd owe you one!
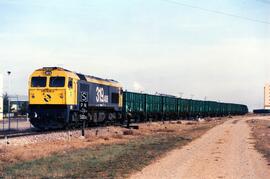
[31,77,47,87]
[49,77,65,87]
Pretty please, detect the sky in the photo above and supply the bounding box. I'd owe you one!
[0,0,269,110]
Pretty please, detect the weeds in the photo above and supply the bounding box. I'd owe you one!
[1,121,218,178]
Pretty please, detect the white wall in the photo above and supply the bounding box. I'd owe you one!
[0,74,3,120]
[264,84,270,109]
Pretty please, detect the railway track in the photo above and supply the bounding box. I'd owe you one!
[0,129,50,140]
[0,123,131,140]
[0,127,83,140]
[0,117,169,140]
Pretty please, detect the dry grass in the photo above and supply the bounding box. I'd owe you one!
[248,119,270,165]
[0,119,224,178]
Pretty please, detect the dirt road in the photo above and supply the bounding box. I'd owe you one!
[130,117,270,179]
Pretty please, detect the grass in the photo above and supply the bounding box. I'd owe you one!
[1,122,218,178]
[2,135,190,179]
[248,119,270,165]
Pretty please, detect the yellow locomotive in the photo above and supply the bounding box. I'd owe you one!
[28,67,123,129]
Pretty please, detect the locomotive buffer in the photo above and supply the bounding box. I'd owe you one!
[79,92,88,136]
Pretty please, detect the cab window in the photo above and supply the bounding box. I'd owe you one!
[49,77,65,87]
[31,77,47,87]
[68,78,73,89]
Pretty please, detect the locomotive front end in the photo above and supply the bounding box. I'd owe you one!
[28,67,78,129]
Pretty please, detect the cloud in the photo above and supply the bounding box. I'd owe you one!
[133,81,144,92]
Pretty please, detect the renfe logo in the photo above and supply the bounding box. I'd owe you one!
[96,87,109,103]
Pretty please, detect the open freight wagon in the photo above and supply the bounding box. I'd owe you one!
[122,91,248,121]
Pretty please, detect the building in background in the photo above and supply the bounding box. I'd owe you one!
[10,96,28,116]
[1,95,28,118]
[0,74,3,120]
[254,84,270,114]
[264,84,270,109]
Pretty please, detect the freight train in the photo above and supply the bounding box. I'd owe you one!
[28,67,248,129]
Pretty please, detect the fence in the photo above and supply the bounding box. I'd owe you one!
[0,95,32,136]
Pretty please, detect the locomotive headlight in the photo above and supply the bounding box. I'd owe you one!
[60,93,64,99]
[45,71,52,76]
[31,94,35,98]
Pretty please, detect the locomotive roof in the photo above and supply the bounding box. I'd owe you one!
[38,67,122,88]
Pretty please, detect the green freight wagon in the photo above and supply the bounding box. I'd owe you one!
[123,91,248,122]
[215,103,221,116]
[145,94,163,120]
[207,101,215,117]
[178,98,190,118]
[123,91,146,122]
[189,100,204,118]
[162,96,178,119]
[220,103,227,116]
[203,101,210,117]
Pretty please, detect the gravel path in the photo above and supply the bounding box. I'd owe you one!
[130,117,270,179]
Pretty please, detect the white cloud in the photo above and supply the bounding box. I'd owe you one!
[133,81,144,92]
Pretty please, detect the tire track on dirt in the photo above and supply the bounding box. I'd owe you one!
[130,117,270,179]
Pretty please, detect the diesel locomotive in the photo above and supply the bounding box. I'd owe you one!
[28,67,248,129]
[28,67,123,129]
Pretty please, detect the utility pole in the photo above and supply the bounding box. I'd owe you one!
[1,74,4,131]
[7,71,11,131]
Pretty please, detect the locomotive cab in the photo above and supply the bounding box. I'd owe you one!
[28,67,79,129]
[29,67,79,105]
